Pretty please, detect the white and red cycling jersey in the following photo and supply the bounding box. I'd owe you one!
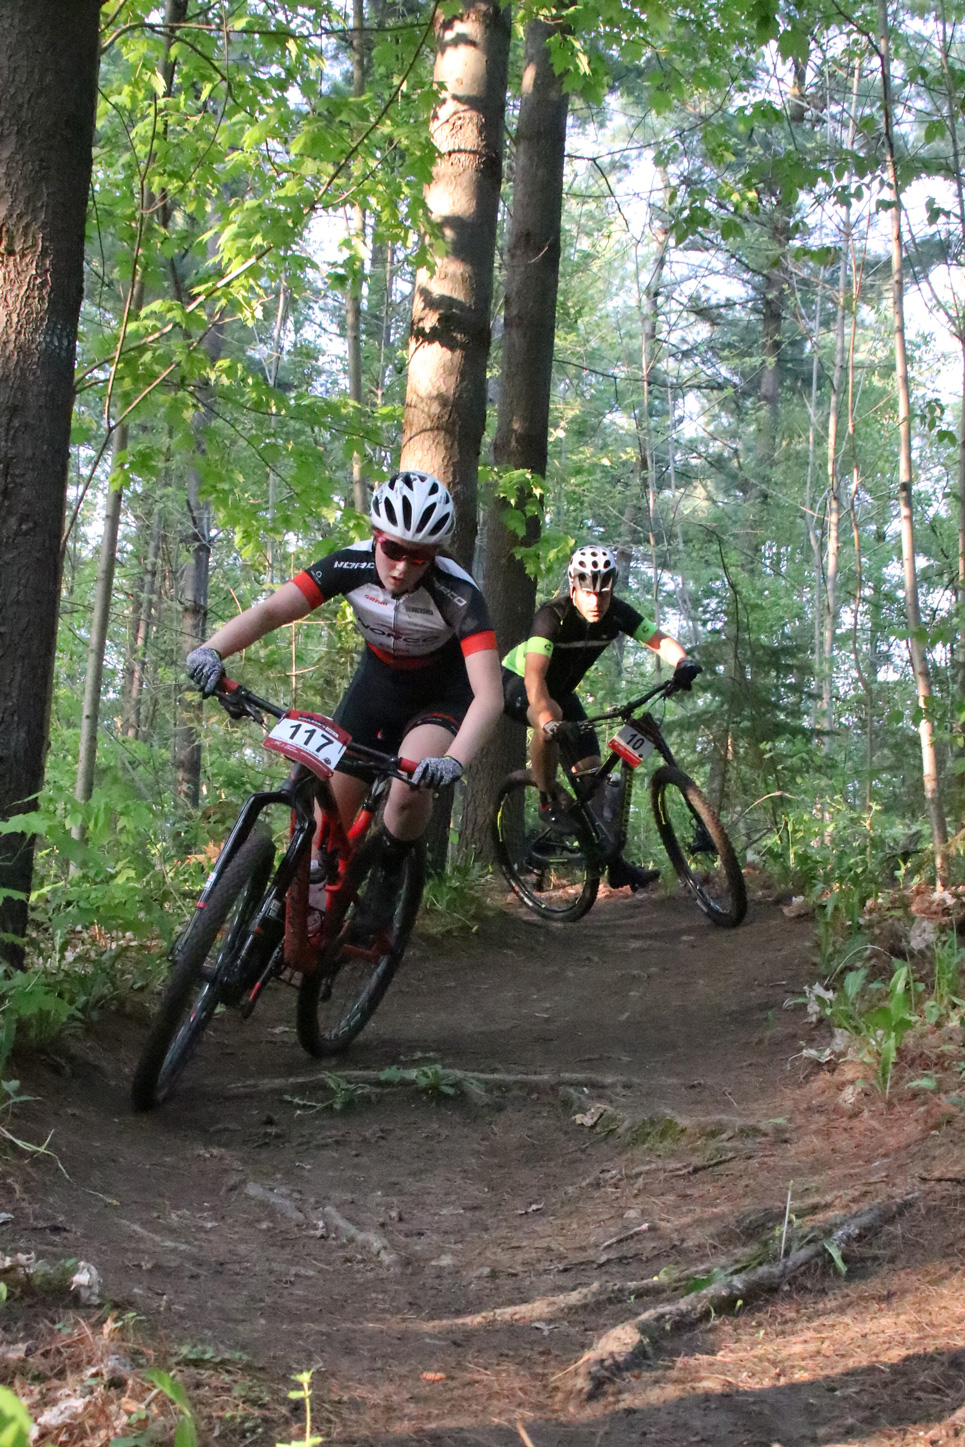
[292,540,496,670]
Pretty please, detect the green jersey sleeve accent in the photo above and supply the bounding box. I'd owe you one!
[632,617,657,644]
[502,635,555,676]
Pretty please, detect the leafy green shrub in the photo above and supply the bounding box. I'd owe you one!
[803,935,964,1095]
[761,795,924,906]
[0,1386,33,1447]
[0,972,77,1078]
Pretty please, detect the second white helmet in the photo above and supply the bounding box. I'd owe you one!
[568,544,617,592]
[370,471,455,545]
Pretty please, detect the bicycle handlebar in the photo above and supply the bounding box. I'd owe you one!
[571,672,690,730]
[214,680,417,784]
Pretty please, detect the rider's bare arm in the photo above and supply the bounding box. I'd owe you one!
[642,629,688,669]
[204,581,312,661]
[444,647,503,769]
[523,648,561,731]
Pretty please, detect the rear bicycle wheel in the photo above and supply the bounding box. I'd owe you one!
[492,771,599,923]
[131,829,275,1110]
[650,765,746,927]
[296,832,425,1056]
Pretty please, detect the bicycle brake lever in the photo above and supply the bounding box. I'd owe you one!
[216,680,264,724]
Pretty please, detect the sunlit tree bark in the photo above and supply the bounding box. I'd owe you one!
[459,14,569,858]
[399,0,511,569]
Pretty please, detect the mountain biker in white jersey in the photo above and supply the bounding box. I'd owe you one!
[186,471,503,929]
[502,544,701,892]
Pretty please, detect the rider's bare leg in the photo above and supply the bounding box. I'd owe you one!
[383,721,455,841]
[525,700,562,795]
[328,772,367,837]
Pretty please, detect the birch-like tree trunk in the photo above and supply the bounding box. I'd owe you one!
[877,0,949,878]
[0,0,103,968]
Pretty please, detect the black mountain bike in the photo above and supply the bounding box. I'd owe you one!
[131,680,425,1110]
[492,675,747,926]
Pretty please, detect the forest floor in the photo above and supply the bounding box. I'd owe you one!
[3,881,965,1446]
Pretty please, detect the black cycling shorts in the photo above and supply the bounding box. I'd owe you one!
[501,669,600,760]
[334,645,472,757]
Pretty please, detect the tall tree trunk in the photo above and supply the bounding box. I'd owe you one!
[753,60,805,501]
[459,14,569,860]
[821,247,848,745]
[370,240,395,407]
[756,234,784,486]
[821,59,860,747]
[399,0,511,569]
[614,178,671,670]
[0,1,102,969]
[936,2,965,816]
[399,0,509,872]
[266,280,288,583]
[72,426,129,829]
[804,290,823,739]
[123,498,163,740]
[347,0,368,514]
[877,0,949,878]
[73,264,146,830]
[174,348,220,812]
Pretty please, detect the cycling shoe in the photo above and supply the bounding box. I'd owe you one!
[607,857,659,892]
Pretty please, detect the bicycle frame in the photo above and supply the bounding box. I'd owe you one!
[192,681,414,1012]
[555,677,686,861]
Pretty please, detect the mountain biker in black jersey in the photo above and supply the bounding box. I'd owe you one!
[502,544,701,892]
[186,471,503,931]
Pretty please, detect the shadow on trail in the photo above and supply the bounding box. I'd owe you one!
[362,1346,965,1446]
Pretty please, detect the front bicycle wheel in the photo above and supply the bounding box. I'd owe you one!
[492,772,599,923]
[296,832,425,1057]
[131,829,275,1110]
[650,765,746,927]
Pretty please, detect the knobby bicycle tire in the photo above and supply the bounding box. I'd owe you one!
[131,829,275,1110]
[650,765,747,927]
[296,831,425,1056]
[492,771,600,923]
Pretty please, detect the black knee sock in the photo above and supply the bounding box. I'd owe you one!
[379,825,413,877]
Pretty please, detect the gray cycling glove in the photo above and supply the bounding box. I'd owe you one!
[411,755,464,791]
[186,645,224,697]
[542,718,562,741]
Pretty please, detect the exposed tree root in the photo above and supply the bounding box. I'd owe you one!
[402,1276,671,1330]
[223,1068,653,1097]
[567,1194,918,1400]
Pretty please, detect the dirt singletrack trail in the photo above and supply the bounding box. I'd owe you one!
[6,888,965,1446]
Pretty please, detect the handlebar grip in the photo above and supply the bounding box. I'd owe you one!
[219,678,240,694]
[398,757,418,776]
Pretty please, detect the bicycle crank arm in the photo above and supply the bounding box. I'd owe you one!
[240,943,284,1019]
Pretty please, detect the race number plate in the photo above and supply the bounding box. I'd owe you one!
[608,721,655,769]
[263,712,350,779]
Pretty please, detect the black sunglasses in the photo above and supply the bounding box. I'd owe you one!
[376,533,434,566]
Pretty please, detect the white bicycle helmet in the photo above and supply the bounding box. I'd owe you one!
[369,470,456,545]
[568,544,618,592]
